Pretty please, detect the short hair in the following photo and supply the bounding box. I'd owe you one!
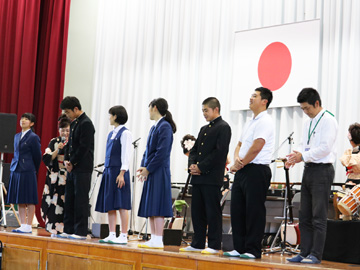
[108,105,128,125]
[60,96,82,111]
[21,113,36,123]
[297,88,322,107]
[202,97,221,113]
[21,113,36,131]
[58,114,71,129]
[349,123,360,145]
[180,134,196,154]
[255,87,273,108]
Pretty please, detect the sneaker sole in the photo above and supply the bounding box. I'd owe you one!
[179,249,202,253]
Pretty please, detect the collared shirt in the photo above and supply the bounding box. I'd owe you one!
[154,116,164,127]
[299,108,338,163]
[238,110,275,164]
[110,125,133,171]
[21,129,31,139]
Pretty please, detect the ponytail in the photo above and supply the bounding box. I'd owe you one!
[164,110,176,133]
[149,98,177,134]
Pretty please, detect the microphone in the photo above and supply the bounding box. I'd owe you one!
[132,137,141,145]
[287,131,294,140]
[61,136,66,143]
[94,163,104,168]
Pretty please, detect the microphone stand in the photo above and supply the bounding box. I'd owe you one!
[264,132,299,255]
[128,138,140,236]
[88,167,104,230]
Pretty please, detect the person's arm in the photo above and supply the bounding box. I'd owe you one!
[302,117,338,162]
[230,141,242,173]
[43,138,56,166]
[31,135,42,173]
[117,130,132,188]
[69,120,95,167]
[240,139,265,166]
[143,123,173,173]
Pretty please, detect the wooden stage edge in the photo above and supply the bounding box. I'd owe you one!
[0,228,358,270]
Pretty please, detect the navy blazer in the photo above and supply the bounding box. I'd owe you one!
[141,118,173,173]
[10,130,42,173]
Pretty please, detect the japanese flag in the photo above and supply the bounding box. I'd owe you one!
[231,20,320,110]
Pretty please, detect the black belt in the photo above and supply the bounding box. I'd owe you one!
[305,162,332,167]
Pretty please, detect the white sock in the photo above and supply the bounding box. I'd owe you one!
[120,233,127,238]
[108,232,116,238]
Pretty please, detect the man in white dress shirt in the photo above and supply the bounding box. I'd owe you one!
[286,88,338,264]
[224,87,274,259]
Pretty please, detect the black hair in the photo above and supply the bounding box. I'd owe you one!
[297,88,322,107]
[108,105,128,125]
[149,98,177,133]
[180,134,196,154]
[255,87,273,108]
[58,114,71,129]
[60,96,82,111]
[202,97,221,113]
[21,113,36,131]
[349,123,360,145]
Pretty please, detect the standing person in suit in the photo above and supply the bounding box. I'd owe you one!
[59,96,95,240]
[7,113,42,233]
[137,98,176,249]
[180,97,231,255]
[286,88,338,264]
[95,105,133,245]
[224,87,274,259]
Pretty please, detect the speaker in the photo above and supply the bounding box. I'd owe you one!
[91,223,120,238]
[1,163,10,191]
[163,229,182,246]
[0,113,17,153]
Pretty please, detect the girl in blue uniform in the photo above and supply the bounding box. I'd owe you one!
[137,98,177,249]
[95,106,132,244]
[7,113,42,233]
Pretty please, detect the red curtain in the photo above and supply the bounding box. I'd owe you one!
[0,0,71,227]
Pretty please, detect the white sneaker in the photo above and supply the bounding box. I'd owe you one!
[138,239,163,249]
[109,235,128,245]
[68,234,86,240]
[223,250,241,257]
[240,252,256,259]
[57,233,70,238]
[179,246,203,253]
[99,235,116,243]
[201,247,220,254]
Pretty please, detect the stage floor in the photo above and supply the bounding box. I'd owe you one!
[0,227,358,270]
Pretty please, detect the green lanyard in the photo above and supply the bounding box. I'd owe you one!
[307,111,327,145]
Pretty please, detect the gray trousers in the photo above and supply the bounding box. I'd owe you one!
[299,163,334,260]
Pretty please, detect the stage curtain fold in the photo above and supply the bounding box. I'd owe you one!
[0,0,71,228]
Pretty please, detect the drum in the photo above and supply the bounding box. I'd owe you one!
[337,185,360,216]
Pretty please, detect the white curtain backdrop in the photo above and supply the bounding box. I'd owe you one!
[89,0,360,230]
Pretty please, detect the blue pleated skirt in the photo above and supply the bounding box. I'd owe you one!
[6,171,38,204]
[137,167,173,218]
[95,167,131,213]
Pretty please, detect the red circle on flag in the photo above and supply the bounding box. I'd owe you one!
[258,42,292,91]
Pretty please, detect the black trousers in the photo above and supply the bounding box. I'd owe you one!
[231,164,271,258]
[299,163,334,260]
[191,184,222,250]
[64,171,91,236]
